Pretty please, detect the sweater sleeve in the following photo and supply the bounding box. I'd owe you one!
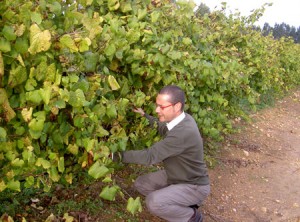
[144,113,168,136]
[122,129,184,165]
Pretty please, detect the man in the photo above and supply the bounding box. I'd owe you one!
[121,85,210,222]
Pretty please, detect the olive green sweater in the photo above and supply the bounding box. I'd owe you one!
[122,113,209,186]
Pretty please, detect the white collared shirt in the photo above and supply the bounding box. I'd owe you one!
[166,112,186,131]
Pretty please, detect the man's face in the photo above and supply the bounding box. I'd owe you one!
[155,94,180,122]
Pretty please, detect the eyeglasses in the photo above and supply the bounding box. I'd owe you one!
[156,104,174,110]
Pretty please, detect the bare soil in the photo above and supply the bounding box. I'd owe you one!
[201,89,300,222]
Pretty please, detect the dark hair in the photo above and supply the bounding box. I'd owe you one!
[159,85,185,111]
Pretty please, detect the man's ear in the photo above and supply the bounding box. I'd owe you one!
[175,102,182,112]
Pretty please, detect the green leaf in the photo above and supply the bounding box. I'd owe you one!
[7,180,21,192]
[29,118,45,131]
[0,37,11,52]
[39,85,52,105]
[0,52,3,78]
[137,8,147,20]
[25,78,37,91]
[0,127,7,140]
[248,95,256,104]
[118,138,128,151]
[22,148,34,163]
[58,157,65,173]
[88,161,110,179]
[82,16,103,40]
[45,63,57,83]
[24,176,35,188]
[31,12,42,24]
[69,74,79,83]
[126,29,140,44]
[84,52,98,72]
[127,197,142,215]
[167,51,182,60]
[151,11,160,23]
[68,89,89,107]
[108,75,120,90]
[11,158,25,167]
[47,1,62,14]
[29,129,42,139]
[36,158,51,169]
[83,138,96,152]
[5,151,16,161]
[2,26,16,41]
[108,0,120,11]
[99,185,120,201]
[48,166,60,182]
[79,37,91,52]
[28,24,51,55]
[26,90,42,104]
[96,125,110,137]
[104,43,116,59]
[53,99,66,109]
[63,213,75,222]
[67,144,78,155]
[106,103,117,119]
[72,79,89,92]
[8,65,27,88]
[182,37,192,45]
[0,180,6,192]
[16,126,26,136]
[60,34,78,52]
[120,1,132,13]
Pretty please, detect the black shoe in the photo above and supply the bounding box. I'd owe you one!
[189,204,199,209]
[188,208,203,222]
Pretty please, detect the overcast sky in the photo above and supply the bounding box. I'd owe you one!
[194,0,300,27]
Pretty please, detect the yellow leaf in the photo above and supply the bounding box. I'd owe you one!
[21,107,33,122]
[15,24,26,37]
[108,75,120,90]
[0,180,6,192]
[28,24,51,55]
[0,52,4,79]
[17,54,25,67]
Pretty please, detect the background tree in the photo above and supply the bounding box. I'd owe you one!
[195,3,211,17]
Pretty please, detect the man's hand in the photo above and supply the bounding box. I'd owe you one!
[110,152,123,163]
[132,107,145,116]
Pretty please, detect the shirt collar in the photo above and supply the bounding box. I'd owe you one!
[166,112,186,131]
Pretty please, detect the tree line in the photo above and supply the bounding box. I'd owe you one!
[196,3,300,44]
[259,23,300,44]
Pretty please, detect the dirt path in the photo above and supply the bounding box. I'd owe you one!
[202,89,300,222]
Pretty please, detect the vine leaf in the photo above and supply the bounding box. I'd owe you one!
[127,197,142,215]
[30,12,42,24]
[0,180,6,192]
[108,75,120,90]
[88,161,110,179]
[0,37,11,52]
[0,52,4,79]
[99,185,120,201]
[0,127,7,140]
[28,24,51,55]
[60,34,78,52]
[108,0,120,11]
[7,180,20,192]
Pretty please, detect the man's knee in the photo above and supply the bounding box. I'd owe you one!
[133,176,145,194]
[145,192,163,215]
